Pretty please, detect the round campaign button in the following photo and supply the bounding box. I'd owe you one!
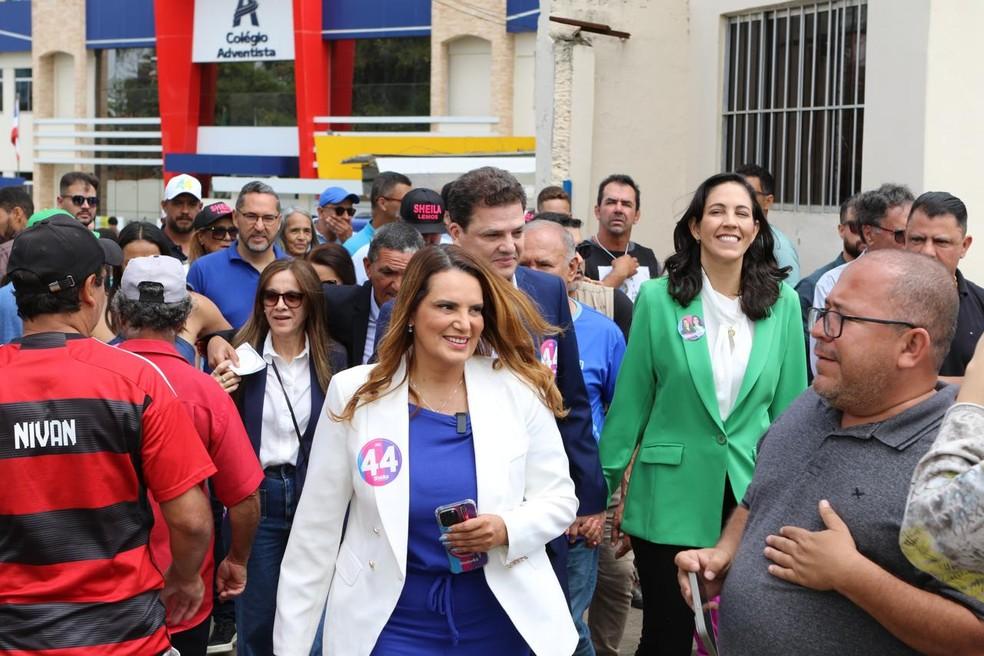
[678,315,706,341]
[358,438,403,486]
[540,338,559,375]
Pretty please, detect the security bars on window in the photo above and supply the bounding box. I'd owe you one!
[722,0,867,210]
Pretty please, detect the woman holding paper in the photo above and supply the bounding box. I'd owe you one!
[211,258,345,656]
[272,245,578,656]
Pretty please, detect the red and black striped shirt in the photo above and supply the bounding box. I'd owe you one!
[0,333,216,655]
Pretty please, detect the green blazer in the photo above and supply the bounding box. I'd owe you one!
[599,277,806,547]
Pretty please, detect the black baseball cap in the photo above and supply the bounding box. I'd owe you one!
[4,212,122,291]
[193,201,235,230]
[400,188,446,235]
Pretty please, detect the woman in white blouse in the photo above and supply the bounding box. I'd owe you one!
[599,172,806,654]
[212,258,345,656]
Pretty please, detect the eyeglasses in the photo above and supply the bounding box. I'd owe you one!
[207,226,239,240]
[67,195,98,207]
[328,206,357,217]
[240,212,280,225]
[842,220,860,235]
[869,223,907,245]
[262,290,304,308]
[808,307,918,339]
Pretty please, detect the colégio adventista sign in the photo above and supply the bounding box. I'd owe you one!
[192,0,295,63]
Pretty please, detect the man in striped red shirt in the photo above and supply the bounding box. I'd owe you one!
[0,212,215,655]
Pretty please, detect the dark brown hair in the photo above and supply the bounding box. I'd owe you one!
[234,259,336,392]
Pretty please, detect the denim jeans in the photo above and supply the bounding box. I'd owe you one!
[235,466,297,656]
[567,539,600,656]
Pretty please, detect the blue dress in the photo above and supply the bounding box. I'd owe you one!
[371,406,530,655]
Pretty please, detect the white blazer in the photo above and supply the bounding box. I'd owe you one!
[273,356,579,656]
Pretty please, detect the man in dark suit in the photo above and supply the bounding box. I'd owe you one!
[376,167,607,593]
[327,221,423,369]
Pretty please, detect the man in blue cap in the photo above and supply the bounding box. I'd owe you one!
[315,186,360,246]
[341,171,411,256]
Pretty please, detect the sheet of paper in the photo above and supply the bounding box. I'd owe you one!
[596,265,651,302]
[230,343,266,376]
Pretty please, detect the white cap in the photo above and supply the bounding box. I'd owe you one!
[120,255,189,304]
[164,174,202,202]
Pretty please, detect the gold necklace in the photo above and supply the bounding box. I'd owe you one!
[410,377,464,415]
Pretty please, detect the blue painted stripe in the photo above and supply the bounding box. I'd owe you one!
[86,0,155,50]
[165,153,300,177]
[506,0,539,33]
[323,0,430,40]
[0,3,31,52]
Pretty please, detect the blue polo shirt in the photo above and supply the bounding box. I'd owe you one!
[0,283,22,344]
[571,300,626,442]
[187,242,285,328]
[342,222,375,255]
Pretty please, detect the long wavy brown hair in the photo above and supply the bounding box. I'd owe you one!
[335,244,567,421]
[234,259,335,393]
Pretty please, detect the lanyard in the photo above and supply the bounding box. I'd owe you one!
[270,360,304,446]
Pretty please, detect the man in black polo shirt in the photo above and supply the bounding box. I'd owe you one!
[675,250,984,654]
[904,190,984,379]
[577,174,660,302]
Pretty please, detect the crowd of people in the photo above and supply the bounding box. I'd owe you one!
[0,161,982,656]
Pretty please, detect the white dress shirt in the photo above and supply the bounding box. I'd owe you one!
[810,250,865,375]
[700,270,754,422]
[259,333,312,469]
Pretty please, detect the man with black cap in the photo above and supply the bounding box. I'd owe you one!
[0,213,216,654]
[401,187,447,245]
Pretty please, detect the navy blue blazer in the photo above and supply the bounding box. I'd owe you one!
[236,345,346,493]
[375,266,606,515]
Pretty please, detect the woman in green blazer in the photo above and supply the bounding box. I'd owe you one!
[599,172,806,654]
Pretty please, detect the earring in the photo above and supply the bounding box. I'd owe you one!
[408,324,414,334]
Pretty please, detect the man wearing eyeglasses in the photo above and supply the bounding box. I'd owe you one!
[315,186,360,246]
[188,181,285,328]
[56,171,100,230]
[677,249,984,655]
[904,191,983,380]
[343,171,412,266]
[809,185,915,376]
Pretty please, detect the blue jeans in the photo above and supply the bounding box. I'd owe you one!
[236,466,297,656]
[567,540,600,656]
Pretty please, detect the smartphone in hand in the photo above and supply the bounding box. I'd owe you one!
[435,499,489,574]
[689,571,719,656]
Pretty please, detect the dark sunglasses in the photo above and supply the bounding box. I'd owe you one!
[68,195,98,207]
[262,290,304,308]
[870,223,907,245]
[843,220,860,235]
[330,206,357,217]
[207,226,239,240]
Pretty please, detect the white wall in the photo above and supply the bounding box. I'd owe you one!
[922,0,984,281]
[446,36,493,135]
[512,32,536,136]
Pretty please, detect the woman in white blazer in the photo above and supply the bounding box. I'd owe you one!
[274,245,579,656]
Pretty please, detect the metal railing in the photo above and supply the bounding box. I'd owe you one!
[33,117,163,167]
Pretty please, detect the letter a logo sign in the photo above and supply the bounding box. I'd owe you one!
[233,0,259,27]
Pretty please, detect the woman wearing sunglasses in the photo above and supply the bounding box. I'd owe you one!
[211,258,346,656]
[189,201,240,262]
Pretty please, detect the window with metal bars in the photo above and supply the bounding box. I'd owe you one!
[722,1,866,209]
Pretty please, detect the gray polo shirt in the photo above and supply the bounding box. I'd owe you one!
[719,384,984,655]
